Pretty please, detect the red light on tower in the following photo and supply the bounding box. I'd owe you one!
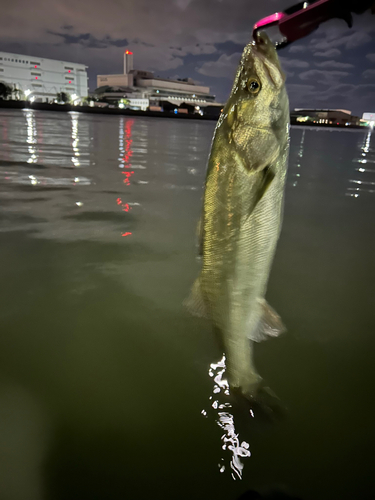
[35,76,38,80]
[68,70,71,73]
[124,50,133,74]
[69,80,71,83]
[34,65,37,68]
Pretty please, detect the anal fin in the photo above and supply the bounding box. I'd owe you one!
[253,299,286,342]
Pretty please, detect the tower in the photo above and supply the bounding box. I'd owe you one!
[124,50,133,75]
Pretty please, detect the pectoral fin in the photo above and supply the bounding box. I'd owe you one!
[246,166,275,220]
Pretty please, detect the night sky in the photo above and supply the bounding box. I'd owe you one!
[1,0,375,115]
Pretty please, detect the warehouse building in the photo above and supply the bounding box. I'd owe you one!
[0,51,88,102]
[291,108,361,126]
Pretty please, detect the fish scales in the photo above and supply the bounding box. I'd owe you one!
[187,32,290,399]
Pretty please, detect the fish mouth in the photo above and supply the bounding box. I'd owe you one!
[252,33,285,88]
[254,31,278,63]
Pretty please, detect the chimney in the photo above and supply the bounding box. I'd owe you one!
[124,50,133,74]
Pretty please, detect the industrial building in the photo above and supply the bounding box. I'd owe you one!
[95,50,219,111]
[0,51,88,102]
[291,108,361,126]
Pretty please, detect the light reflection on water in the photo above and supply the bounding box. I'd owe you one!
[347,128,375,197]
[0,110,92,188]
[26,110,38,164]
[202,355,251,481]
[292,128,304,188]
[70,112,80,167]
[116,117,148,237]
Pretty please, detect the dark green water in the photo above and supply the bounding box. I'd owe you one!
[0,109,374,500]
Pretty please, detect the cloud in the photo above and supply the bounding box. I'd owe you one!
[299,69,350,85]
[131,39,155,48]
[278,57,309,69]
[362,69,375,79]
[340,32,372,49]
[169,43,216,56]
[286,83,316,96]
[174,0,192,9]
[366,53,375,63]
[291,82,375,112]
[48,31,128,49]
[311,31,372,51]
[278,57,309,78]
[0,0,277,97]
[314,83,356,101]
[196,52,241,78]
[288,45,306,54]
[315,60,354,69]
[348,83,375,98]
[285,83,316,108]
[313,49,342,58]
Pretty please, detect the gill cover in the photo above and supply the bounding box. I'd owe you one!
[223,32,286,174]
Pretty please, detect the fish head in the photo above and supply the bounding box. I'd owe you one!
[219,32,289,171]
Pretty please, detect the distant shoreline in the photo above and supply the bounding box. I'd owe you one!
[0,99,219,121]
[0,99,369,129]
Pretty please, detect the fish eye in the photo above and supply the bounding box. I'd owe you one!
[247,79,261,94]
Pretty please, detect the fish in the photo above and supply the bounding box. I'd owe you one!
[186,32,290,403]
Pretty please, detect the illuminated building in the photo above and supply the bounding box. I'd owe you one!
[362,112,375,127]
[0,51,88,102]
[95,50,220,111]
[291,108,361,126]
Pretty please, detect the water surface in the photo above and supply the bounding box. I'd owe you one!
[0,109,374,500]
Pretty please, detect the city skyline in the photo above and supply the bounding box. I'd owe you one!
[1,0,375,114]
